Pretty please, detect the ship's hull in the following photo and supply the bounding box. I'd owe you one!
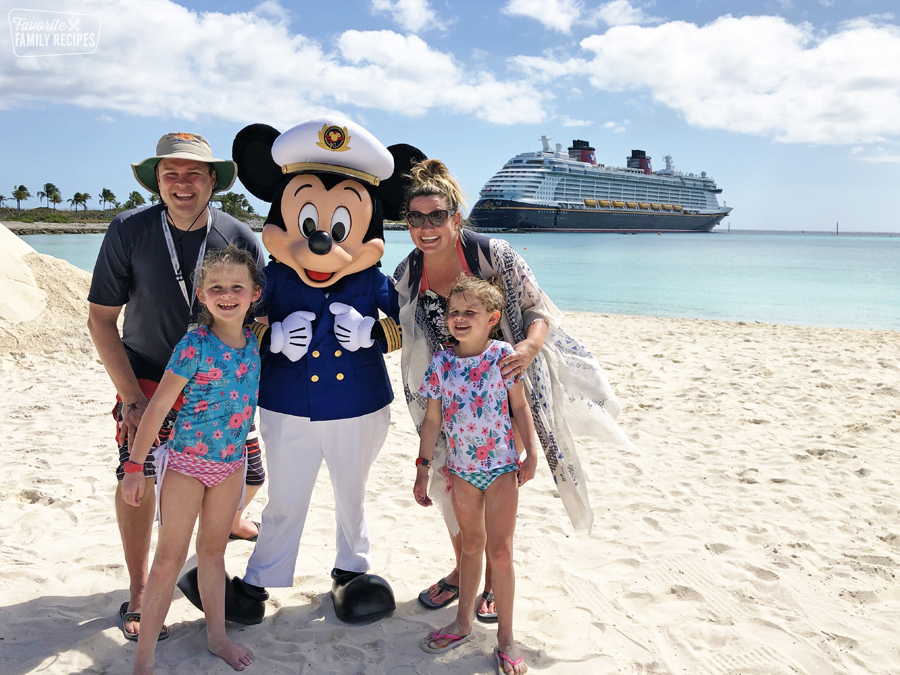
[469,199,726,233]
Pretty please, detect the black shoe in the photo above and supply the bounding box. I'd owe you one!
[330,568,395,624]
[176,567,268,625]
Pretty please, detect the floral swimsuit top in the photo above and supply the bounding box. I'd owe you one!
[165,326,260,463]
[419,340,520,474]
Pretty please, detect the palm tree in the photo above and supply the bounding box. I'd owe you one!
[68,192,83,213]
[0,195,8,208]
[149,193,159,204]
[37,183,59,208]
[37,189,47,207]
[48,192,62,210]
[100,188,116,211]
[215,191,252,217]
[11,185,30,215]
[129,191,145,208]
[80,193,92,213]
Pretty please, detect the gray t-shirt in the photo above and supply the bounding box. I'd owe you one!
[88,203,265,382]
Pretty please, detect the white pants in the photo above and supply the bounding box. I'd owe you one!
[244,405,390,588]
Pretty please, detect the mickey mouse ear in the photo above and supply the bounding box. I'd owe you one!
[381,143,427,221]
[232,124,284,203]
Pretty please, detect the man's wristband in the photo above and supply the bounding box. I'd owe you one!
[123,460,144,474]
[415,457,431,468]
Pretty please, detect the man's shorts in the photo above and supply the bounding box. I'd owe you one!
[113,378,265,486]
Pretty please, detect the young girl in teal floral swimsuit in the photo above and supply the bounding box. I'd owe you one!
[122,246,261,675]
[414,275,537,675]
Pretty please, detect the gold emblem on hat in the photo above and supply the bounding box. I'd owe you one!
[317,124,351,152]
[172,132,196,143]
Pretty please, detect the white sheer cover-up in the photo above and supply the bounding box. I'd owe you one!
[393,230,634,534]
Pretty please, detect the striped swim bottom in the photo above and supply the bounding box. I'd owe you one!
[165,448,245,488]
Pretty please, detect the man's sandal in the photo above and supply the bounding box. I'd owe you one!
[116,601,169,642]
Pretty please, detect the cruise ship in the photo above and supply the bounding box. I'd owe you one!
[469,136,731,232]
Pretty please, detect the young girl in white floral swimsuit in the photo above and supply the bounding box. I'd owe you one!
[122,245,261,675]
[414,275,538,675]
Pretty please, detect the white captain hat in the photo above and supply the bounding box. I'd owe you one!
[271,116,394,186]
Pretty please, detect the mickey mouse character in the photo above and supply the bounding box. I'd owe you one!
[178,117,422,624]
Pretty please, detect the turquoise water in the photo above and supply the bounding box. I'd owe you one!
[22,230,900,330]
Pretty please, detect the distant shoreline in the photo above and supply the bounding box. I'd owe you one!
[4,221,897,237]
[3,220,411,235]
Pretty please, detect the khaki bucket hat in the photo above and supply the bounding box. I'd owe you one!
[131,132,237,195]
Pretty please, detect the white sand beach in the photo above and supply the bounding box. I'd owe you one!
[1,224,899,674]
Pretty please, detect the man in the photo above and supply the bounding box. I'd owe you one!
[88,133,266,640]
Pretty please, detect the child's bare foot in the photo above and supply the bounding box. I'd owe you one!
[208,635,253,671]
[495,641,528,674]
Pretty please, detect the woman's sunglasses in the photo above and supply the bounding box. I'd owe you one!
[406,209,455,228]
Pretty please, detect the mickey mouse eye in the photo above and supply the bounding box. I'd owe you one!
[330,206,351,242]
[298,203,318,239]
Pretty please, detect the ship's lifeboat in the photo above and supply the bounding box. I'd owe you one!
[584,199,597,207]
[662,204,673,211]
[673,205,683,212]
[612,200,625,208]
[639,202,650,209]
[650,203,661,210]
[625,201,637,208]
[599,199,611,207]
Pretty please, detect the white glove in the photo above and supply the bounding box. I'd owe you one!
[329,302,375,352]
[269,311,316,362]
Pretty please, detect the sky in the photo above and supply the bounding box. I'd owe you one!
[2,0,899,232]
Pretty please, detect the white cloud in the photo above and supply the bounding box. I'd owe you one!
[512,15,900,145]
[0,0,546,129]
[371,0,440,33]
[561,116,592,126]
[502,0,584,34]
[851,146,900,162]
[589,1,661,27]
[253,0,290,24]
[503,0,659,32]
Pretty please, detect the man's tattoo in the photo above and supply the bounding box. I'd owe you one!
[127,403,139,413]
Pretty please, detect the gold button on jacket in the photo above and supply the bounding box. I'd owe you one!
[312,350,320,358]
[311,375,319,382]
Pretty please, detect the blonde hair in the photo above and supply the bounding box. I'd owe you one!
[404,158,466,216]
[195,244,262,328]
[447,275,504,315]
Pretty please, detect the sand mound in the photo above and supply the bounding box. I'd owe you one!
[0,227,96,361]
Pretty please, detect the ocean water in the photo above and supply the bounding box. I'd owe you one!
[22,230,900,330]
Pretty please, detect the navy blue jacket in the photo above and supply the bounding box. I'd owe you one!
[258,262,400,421]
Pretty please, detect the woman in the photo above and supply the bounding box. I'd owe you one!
[393,159,633,622]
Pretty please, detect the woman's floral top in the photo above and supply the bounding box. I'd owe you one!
[165,326,260,463]
[419,340,519,473]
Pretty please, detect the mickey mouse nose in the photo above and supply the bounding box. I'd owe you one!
[308,230,333,256]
